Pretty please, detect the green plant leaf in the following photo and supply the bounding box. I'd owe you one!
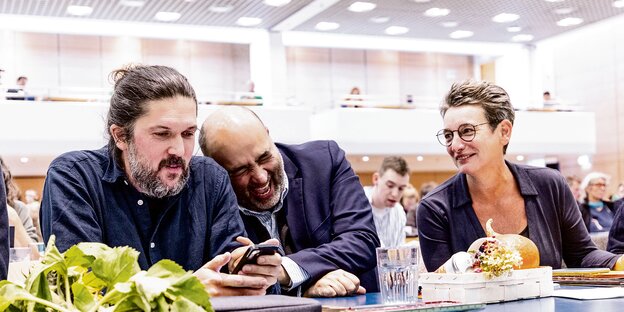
[111,294,151,312]
[24,236,69,301]
[166,273,211,309]
[170,297,209,312]
[91,247,140,288]
[71,282,96,312]
[132,271,170,302]
[64,242,111,269]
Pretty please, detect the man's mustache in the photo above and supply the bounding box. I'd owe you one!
[158,156,186,170]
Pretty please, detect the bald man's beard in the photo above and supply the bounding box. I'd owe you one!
[239,156,286,211]
[127,142,189,198]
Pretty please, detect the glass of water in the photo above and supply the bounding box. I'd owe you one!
[376,246,419,304]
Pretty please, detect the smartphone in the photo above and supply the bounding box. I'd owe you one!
[231,244,280,274]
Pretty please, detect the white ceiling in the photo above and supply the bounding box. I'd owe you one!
[0,0,622,43]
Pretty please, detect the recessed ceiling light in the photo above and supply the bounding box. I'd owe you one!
[209,5,234,13]
[348,2,376,13]
[412,0,431,3]
[236,17,262,27]
[362,156,370,162]
[66,5,93,16]
[416,155,424,161]
[492,13,519,23]
[440,21,458,28]
[385,26,409,35]
[449,30,474,39]
[557,17,583,26]
[424,7,450,17]
[19,157,29,163]
[512,34,534,42]
[507,26,522,32]
[154,11,181,22]
[119,0,144,8]
[264,0,292,7]
[370,16,390,23]
[315,22,340,31]
[544,0,565,2]
[516,155,525,161]
[553,7,576,14]
[614,0,624,8]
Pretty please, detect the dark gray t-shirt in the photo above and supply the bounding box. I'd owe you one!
[417,161,620,272]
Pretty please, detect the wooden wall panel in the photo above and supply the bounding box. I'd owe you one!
[13,32,60,89]
[14,177,45,201]
[365,50,401,104]
[552,20,624,194]
[59,34,103,88]
[330,49,366,102]
[100,36,143,84]
[286,47,333,110]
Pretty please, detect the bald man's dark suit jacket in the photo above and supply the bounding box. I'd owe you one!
[0,166,9,280]
[240,140,380,293]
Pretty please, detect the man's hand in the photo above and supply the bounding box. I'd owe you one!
[303,269,366,297]
[228,237,282,288]
[194,252,270,296]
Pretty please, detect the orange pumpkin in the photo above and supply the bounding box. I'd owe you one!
[468,219,540,270]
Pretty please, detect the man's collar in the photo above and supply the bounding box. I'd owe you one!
[102,149,127,184]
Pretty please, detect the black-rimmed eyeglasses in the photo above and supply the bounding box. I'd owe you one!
[436,122,489,146]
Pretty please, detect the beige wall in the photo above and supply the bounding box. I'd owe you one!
[0,31,251,101]
[286,47,474,110]
[541,18,624,195]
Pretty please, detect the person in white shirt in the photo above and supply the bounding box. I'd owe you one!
[365,156,410,247]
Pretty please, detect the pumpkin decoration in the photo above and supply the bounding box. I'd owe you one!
[468,218,540,270]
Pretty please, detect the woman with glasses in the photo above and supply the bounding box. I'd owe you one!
[580,172,615,232]
[417,80,624,272]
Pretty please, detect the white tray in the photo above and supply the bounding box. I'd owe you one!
[419,267,554,304]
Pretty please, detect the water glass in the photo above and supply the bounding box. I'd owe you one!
[9,247,31,263]
[376,246,419,304]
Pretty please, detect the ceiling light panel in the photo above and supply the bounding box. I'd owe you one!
[424,7,450,17]
[66,5,93,16]
[348,2,377,13]
[449,30,474,39]
[557,17,583,26]
[237,17,263,27]
[154,11,181,22]
[119,0,145,8]
[264,0,292,7]
[315,21,340,31]
[492,13,519,23]
[385,26,409,35]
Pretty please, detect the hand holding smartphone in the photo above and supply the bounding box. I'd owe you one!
[231,243,280,274]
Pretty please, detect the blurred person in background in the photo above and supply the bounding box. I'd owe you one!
[0,164,9,279]
[580,172,615,233]
[1,157,39,245]
[402,184,420,234]
[611,183,624,202]
[419,181,439,199]
[365,156,409,248]
[24,189,43,241]
[566,175,582,203]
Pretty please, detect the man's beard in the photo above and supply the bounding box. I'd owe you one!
[242,155,286,211]
[127,142,189,198]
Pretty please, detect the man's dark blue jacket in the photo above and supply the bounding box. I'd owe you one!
[240,140,380,293]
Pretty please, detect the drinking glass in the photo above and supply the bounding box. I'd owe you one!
[376,246,419,304]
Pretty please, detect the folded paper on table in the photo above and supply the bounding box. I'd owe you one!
[553,287,624,300]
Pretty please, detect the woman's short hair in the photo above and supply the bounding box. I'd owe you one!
[441,80,515,154]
